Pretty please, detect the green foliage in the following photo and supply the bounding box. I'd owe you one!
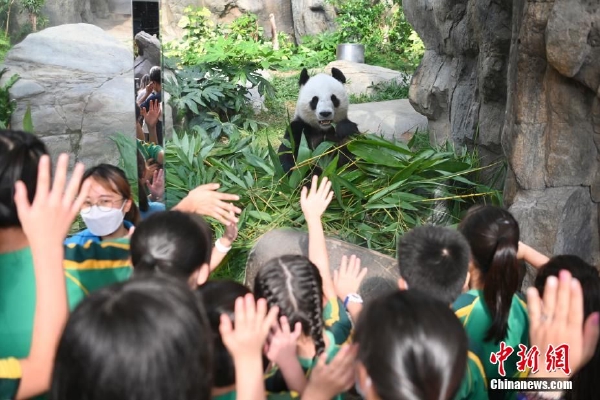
[330,0,385,45]
[350,77,410,104]
[0,67,19,128]
[110,133,139,202]
[162,130,501,280]
[0,31,9,63]
[19,0,44,15]
[22,103,32,132]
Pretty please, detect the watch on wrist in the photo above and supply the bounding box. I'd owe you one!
[344,293,363,308]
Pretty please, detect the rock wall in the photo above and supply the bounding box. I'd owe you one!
[405,0,600,265]
[161,0,336,42]
[1,24,136,169]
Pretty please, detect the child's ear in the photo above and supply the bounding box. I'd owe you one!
[397,277,408,290]
[196,263,210,286]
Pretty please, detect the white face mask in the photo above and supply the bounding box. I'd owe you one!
[80,203,126,237]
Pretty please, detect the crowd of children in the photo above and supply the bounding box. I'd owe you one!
[0,128,599,400]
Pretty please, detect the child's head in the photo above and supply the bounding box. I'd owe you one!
[197,280,251,389]
[0,130,48,228]
[354,289,467,400]
[50,275,212,400]
[253,255,325,355]
[397,225,471,304]
[130,211,213,288]
[140,74,150,89]
[80,164,140,234]
[149,66,161,91]
[458,205,520,342]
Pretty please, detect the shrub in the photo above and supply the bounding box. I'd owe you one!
[0,67,19,128]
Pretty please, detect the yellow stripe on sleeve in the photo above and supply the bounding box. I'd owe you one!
[0,358,22,379]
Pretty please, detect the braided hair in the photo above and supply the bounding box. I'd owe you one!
[253,255,326,356]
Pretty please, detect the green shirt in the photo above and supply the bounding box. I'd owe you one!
[0,357,21,400]
[137,139,163,161]
[323,297,353,345]
[0,240,132,359]
[453,290,529,399]
[453,350,488,400]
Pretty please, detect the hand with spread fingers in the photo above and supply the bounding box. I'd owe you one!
[527,270,600,381]
[220,294,279,400]
[174,183,242,225]
[146,168,164,201]
[334,255,367,301]
[300,175,333,222]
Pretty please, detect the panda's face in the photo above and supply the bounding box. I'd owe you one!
[295,73,349,131]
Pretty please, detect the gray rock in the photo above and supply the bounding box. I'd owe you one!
[406,0,600,263]
[134,31,161,80]
[348,99,428,142]
[245,228,399,301]
[2,24,135,168]
[325,60,410,96]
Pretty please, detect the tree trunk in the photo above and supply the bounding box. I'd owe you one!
[30,13,37,32]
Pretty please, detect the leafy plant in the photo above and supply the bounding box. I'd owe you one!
[0,67,19,128]
[20,0,44,32]
[161,129,500,281]
[0,31,9,63]
[110,133,139,202]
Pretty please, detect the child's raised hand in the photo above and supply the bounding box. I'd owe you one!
[146,168,165,201]
[300,175,333,222]
[219,294,279,360]
[14,153,90,245]
[266,316,302,365]
[220,213,239,246]
[334,255,367,301]
[527,270,600,378]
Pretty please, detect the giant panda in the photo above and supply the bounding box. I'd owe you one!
[278,67,360,174]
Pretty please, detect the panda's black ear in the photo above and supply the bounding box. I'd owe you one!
[331,68,346,84]
[299,68,310,87]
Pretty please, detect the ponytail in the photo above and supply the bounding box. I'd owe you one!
[483,236,520,342]
[459,205,521,344]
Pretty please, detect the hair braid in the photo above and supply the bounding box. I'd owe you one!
[308,275,326,355]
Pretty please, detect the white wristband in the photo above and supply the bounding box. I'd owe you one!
[215,238,232,253]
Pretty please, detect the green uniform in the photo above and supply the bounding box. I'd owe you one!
[0,358,20,400]
[213,390,300,400]
[453,350,488,400]
[453,290,529,400]
[137,139,163,161]
[0,239,132,359]
[323,297,353,345]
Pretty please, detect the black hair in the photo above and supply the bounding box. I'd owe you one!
[397,225,471,304]
[130,210,213,281]
[136,150,149,212]
[253,255,326,356]
[534,255,600,400]
[0,130,48,228]
[354,289,468,400]
[50,274,212,400]
[82,164,141,226]
[458,205,520,343]
[149,66,161,85]
[197,280,251,388]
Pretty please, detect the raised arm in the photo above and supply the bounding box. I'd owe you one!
[210,216,238,272]
[300,176,336,300]
[517,241,550,269]
[333,255,367,322]
[13,154,90,399]
[174,183,242,225]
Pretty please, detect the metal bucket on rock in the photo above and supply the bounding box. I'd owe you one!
[336,43,365,63]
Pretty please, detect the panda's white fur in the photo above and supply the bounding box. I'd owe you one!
[295,73,350,130]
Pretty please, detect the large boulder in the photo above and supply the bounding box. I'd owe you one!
[134,31,161,80]
[325,60,410,97]
[161,0,335,43]
[404,0,600,266]
[245,229,399,301]
[1,24,135,168]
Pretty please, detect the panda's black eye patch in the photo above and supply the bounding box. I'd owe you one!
[331,95,340,108]
[310,96,319,110]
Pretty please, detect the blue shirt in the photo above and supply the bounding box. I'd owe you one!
[64,220,134,246]
[140,202,166,220]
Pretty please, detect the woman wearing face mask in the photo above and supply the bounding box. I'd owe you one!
[65,164,140,245]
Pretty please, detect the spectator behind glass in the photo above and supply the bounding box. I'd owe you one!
[138,66,162,143]
[49,275,212,400]
[454,205,529,400]
[130,211,212,288]
[354,289,468,400]
[65,164,139,245]
[136,149,165,220]
[534,255,600,400]
[136,74,150,104]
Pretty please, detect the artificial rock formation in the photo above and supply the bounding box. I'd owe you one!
[161,0,335,42]
[245,229,399,300]
[2,24,135,168]
[404,0,600,265]
[134,31,161,80]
